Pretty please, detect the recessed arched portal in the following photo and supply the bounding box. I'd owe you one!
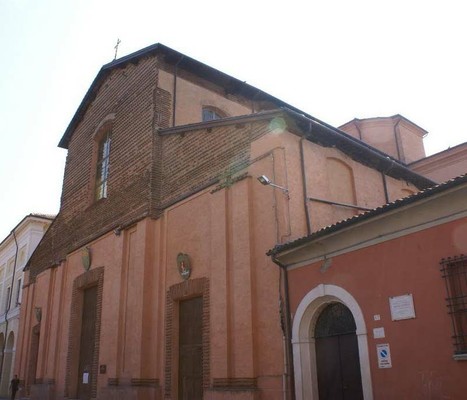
[291,284,373,400]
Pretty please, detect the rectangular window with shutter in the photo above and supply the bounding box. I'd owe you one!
[441,255,467,359]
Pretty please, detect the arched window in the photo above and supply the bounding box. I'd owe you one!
[94,128,111,201]
[202,107,225,122]
[326,158,357,221]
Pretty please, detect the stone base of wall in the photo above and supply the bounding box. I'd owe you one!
[204,389,259,400]
[29,380,55,400]
[99,378,161,400]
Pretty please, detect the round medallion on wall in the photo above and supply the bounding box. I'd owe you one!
[177,253,191,280]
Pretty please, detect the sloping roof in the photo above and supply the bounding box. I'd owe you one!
[0,213,55,248]
[268,173,467,256]
[58,43,302,149]
[340,114,428,135]
[159,107,434,189]
[409,141,467,166]
[57,43,434,190]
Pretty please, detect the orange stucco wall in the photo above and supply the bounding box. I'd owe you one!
[158,69,252,126]
[288,217,467,399]
[17,123,425,399]
[339,117,426,164]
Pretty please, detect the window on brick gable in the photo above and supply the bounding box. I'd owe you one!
[202,107,225,122]
[95,128,112,201]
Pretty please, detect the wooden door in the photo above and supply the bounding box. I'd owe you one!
[77,285,98,400]
[178,296,203,400]
[27,325,40,395]
[315,303,363,400]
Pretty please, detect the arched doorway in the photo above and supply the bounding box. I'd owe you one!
[314,303,363,399]
[291,284,373,400]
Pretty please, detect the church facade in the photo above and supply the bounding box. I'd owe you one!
[15,44,433,399]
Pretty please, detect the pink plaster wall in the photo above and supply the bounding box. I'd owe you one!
[339,116,426,164]
[288,218,467,399]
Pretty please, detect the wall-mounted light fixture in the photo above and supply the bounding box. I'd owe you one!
[257,175,289,195]
[320,256,333,273]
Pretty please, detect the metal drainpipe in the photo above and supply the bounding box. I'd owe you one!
[0,229,19,381]
[354,119,363,141]
[272,256,296,400]
[172,56,184,127]
[381,173,390,203]
[393,117,402,161]
[300,123,312,236]
[382,158,397,203]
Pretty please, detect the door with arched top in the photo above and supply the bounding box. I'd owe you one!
[314,302,363,400]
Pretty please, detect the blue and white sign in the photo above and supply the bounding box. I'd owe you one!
[377,343,392,368]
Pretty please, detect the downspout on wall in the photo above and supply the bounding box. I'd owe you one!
[300,124,312,236]
[393,116,403,162]
[272,256,296,400]
[172,55,184,127]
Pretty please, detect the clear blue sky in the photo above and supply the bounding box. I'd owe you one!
[1,0,466,241]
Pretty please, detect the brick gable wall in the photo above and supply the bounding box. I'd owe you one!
[158,122,269,210]
[27,55,272,279]
[28,56,166,278]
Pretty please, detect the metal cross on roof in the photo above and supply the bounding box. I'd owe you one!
[114,38,121,60]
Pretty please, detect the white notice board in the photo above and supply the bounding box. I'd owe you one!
[389,293,416,321]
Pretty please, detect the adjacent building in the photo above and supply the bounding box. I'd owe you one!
[269,174,467,399]
[410,142,467,183]
[339,115,467,183]
[15,43,436,400]
[0,214,53,397]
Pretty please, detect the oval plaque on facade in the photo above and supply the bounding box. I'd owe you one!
[81,247,92,272]
[177,253,191,280]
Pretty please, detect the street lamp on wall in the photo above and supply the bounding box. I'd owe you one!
[257,175,289,195]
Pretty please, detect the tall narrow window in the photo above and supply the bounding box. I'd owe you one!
[16,278,22,306]
[95,129,111,200]
[5,287,10,312]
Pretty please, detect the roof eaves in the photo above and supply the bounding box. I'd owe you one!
[58,43,174,149]
[56,42,319,150]
[58,66,111,149]
[0,213,55,249]
[268,173,467,257]
[282,108,435,189]
[158,110,283,136]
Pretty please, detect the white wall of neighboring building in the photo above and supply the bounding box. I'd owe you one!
[0,214,53,396]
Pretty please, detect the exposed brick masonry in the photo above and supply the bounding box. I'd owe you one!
[27,54,272,279]
[28,56,162,278]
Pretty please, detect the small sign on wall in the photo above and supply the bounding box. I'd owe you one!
[389,293,416,321]
[377,343,392,368]
[373,327,385,339]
